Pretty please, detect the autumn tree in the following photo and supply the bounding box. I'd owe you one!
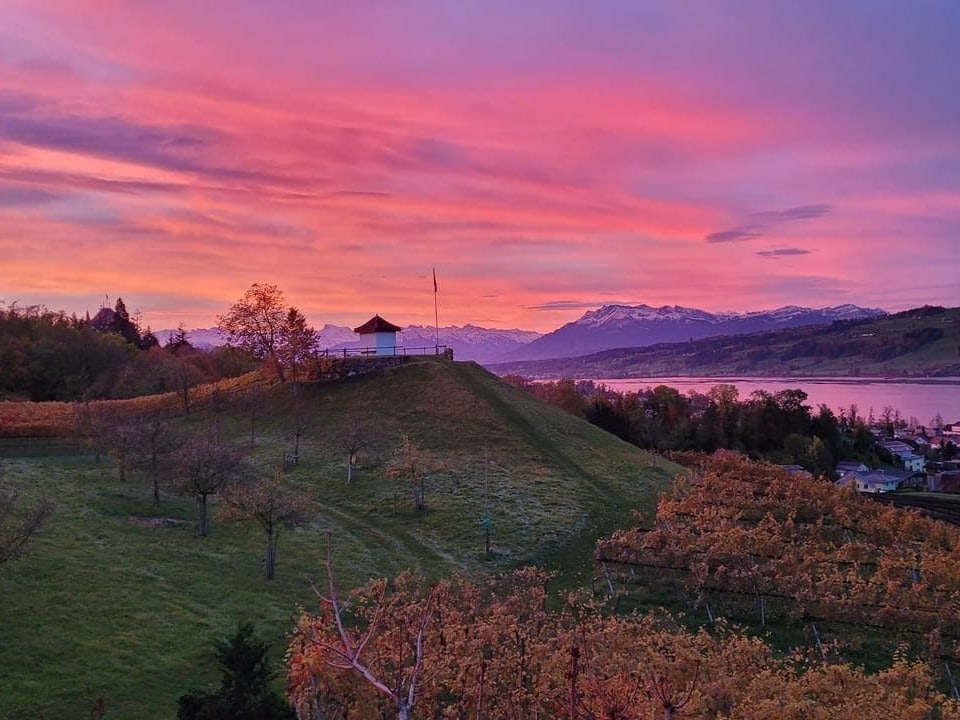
[217,284,286,377]
[289,566,960,720]
[277,307,319,386]
[174,426,245,536]
[222,471,309,580]
[217,284,318,382]
[289,543,440,720]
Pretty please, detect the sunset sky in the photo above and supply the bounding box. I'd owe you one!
[1,1,957,333]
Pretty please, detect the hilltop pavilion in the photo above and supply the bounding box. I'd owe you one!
[353,315,403,356]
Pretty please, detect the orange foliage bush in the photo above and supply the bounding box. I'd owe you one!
[288,567,960,719]
[597,452,960,658]
[0,371,272,438]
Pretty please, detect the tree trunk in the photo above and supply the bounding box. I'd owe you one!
[347,455,355,484]
[265,536,276,580]
[198,493,209,536]
[180,364,190,417]
[152,475,161,508]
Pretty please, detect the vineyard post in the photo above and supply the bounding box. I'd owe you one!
[945,662,960,701]
[811,623,826,660]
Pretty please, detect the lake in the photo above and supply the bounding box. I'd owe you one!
[591,377,960,426]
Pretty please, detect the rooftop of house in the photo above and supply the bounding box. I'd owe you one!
[89,306,116,330]
[353,315,403,335]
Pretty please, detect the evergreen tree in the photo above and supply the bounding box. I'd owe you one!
[109,297,142,346]
[177,622,294,720]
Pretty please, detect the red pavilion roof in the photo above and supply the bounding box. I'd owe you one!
[353,314,403,334]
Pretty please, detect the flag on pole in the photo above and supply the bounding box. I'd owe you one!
[432,268,440,352]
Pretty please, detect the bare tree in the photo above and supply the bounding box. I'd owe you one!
[385,435,431,511]
[0,469,51,566]
[289,388,308,468]
[336,417,379,484]
[241,392,261,449]
[174,426,245,537]
[222,470,309,580]
[95,409,140,483]
[130,413,180,507]
[648,663,699,720]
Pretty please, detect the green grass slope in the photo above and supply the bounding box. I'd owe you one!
[0,358,675,719]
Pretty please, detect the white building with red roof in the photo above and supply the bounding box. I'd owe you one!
[353,315,403,356]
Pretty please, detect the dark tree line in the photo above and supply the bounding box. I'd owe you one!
[507,377,893,476]
[0,300,257,401]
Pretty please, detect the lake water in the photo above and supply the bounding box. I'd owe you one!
[591,377,960,426]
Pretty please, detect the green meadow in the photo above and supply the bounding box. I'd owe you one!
[0,358,675,718]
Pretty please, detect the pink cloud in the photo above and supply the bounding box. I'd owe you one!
[0,2,956,334]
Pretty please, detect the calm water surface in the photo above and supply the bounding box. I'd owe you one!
[592,377,960,425]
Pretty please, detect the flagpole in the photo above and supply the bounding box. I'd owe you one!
[432,268,440,354]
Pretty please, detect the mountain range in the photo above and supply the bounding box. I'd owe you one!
[506,303,886,361]
[157,303,885,365]
[157,323,541,365]
[489,304,960,379]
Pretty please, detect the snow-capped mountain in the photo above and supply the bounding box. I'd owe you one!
[158,324,541,363]
[159,303,885,365]
[507,304,887,361]
[325,324,541,364]
[316,323,359,348]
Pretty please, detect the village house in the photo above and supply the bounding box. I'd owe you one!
[835,460,869,479]
[880,440,926,472]
[836,469,906,494]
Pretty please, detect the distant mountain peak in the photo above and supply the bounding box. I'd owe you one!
[508,303,887,361]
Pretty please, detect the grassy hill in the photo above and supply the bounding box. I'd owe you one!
[492,305,960,379]
[0,357,675,719]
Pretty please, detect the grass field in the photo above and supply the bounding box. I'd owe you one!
[0,358,675,718]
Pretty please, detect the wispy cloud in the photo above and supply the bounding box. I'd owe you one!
[753,204,832,222]
[0,184,61,206]
[705,204,831,244]
[0,3,957,331]
[756,248,813,259]
[705,225,763,243]
[524,299,636,312]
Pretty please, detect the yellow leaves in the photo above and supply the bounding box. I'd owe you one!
[287,567,960,720]
[598,452,960,639]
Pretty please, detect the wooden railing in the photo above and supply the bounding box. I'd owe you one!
[318,344,449,358]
